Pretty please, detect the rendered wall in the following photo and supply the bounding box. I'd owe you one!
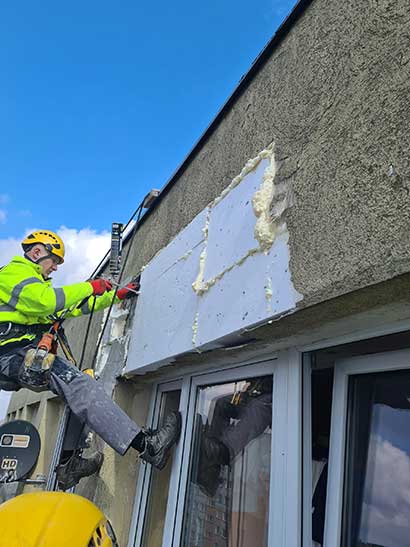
[60,0,410,372]
[6,0,410,541]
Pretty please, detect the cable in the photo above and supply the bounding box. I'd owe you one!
[78,296,97,370]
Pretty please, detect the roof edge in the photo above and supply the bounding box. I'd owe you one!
[136,0,313,226]
[97,0,313,275]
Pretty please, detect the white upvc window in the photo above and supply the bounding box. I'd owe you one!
[128,379,185,547]
[324,348,410,547]
[128,350,302,547]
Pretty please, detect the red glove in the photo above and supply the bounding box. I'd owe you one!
[89,278,113,296]
[117,281,140,300]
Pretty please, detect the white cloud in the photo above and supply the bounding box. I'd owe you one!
[0,209,6,223]
[52,226,111,285]
[0,236,21,265]
[360,434,410,547]
[0,226,111,285]
[0,392,12,422]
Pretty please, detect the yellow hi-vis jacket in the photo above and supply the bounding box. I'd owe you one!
[0,256,116,347]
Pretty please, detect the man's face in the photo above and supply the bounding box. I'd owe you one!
[40,254,61,278]
[30,245,62,278]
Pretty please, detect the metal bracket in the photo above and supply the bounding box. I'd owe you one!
[0,323,12,337]
[142,189,160,209]
[109,222,123,279]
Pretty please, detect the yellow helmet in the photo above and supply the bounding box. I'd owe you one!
[21,230,65,264]
[0,492,117,546]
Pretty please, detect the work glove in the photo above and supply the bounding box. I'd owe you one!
[89,278,113,296]
[117,281,140,300]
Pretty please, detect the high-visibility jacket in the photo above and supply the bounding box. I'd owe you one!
[0,256,116,347]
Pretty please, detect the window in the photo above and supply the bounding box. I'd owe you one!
[343,370,410,547]
[325,348,410,547]
[140,389,181,547]
[181,375,273,547]
[311,368,333,546]
[26,402,39,424]
[130,352,301,546]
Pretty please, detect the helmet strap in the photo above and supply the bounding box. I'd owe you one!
[24,252,49,265]
[24,252,54,280]
[24,252,38,264]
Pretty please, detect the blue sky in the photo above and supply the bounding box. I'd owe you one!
[0,0,295,243]
[0,0,297,419]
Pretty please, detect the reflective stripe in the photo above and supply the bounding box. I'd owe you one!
[7,277,42,308]
[80,300,91,315]
[0,333,36,346]
[54,288,66,313]
[0,304,14,313]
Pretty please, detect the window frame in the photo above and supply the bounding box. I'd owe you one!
[301,353,313,547]
[128,350,302,547]
[128,379,185,547]
[324,347,410,546]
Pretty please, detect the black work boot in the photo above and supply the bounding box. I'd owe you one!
[56,451,104,491]
[196,436,230,497]
[139,411,182,470]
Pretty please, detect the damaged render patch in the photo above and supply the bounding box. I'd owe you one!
[94,306,131,376]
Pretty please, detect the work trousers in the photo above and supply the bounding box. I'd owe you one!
[210,392,272,458]
[0,346,140,455]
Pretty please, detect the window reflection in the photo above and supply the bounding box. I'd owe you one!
[344,371,410,547]
[311,369,333,547]
[182,375,272,547]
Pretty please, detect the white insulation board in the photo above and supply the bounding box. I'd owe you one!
[126,148,302,373]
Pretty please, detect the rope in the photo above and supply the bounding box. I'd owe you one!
[78,296,97,370]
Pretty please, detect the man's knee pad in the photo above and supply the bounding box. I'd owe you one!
[18,347,55,392]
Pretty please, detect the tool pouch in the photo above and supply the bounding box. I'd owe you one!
[19,348,56,392]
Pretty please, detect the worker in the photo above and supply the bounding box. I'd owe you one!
[196,379,272,497]
[196,378,327,546]
[0,230,181,486]
[0,491,119,546]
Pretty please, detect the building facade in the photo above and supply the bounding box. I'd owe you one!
[5,0,410,545]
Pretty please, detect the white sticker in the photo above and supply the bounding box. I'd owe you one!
[0,434,30,448]
[1,458,18,470]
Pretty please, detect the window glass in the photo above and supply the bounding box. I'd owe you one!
[343,370,410,547]
[141,390,181,547]
[311,368,333,547]
[181,375,272,547]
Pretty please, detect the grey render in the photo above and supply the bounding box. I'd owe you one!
[5,0,410,543]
